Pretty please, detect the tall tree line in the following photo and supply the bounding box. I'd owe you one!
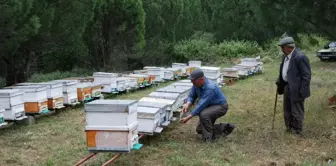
[1,0,335,85]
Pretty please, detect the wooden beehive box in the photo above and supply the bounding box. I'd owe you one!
[165,68,182,79]
[15,81,64,109]
[84,100,139,153]
[93,72,119,84]
[123,77,138,90]
[134,70,148,74]
[201,66,221,79]
[52,80,79,105]
[145,67,165,82]
[171,82,193,88]
[137,101,169,127]
[4,85,49,114]
[172,63,188,76]
[232,65,251,77]
[88,83,103,98]
[137,106,162,134]
[76,83,92,102]
[138,97,176,123]
[126,74,147,88]
[188,60,202,67]
[222,68,239,78]
[0,89,26,120]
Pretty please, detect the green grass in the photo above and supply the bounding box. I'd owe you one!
[0,52,335,166]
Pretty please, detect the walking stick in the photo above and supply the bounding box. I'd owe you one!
[272,88,278,130]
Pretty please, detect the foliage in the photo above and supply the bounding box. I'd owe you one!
[28,68,92,83]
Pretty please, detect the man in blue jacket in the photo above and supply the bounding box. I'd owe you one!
[276,36,311,135]
[180,69,235,142]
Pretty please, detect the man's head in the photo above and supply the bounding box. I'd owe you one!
[279,37,295,55]
[189,69,206,87]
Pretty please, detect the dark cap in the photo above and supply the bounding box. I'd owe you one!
[278,36,295,46]
[189,69,204,80]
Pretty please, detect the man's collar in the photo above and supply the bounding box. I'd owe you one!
[286,47,295,60]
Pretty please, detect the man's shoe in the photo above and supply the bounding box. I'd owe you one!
[223,124,235,136]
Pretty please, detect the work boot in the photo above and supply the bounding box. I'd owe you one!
[223,123,235,136]
[203,134,216,143]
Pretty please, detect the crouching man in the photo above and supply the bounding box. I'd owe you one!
[180,69,235,142]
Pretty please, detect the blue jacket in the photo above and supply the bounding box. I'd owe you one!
[187,78,227,116]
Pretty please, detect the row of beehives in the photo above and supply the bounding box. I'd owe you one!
[84,79,193,153]
[0,61,201,127]
[0,79,106,126]
[222,56,263,79]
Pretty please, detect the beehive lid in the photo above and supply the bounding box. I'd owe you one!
[0,89,24,97]
[0,108,4,113]
[137,101,168,109]
[134,70,148,73]
[171,83,193,87]
[201,66,220,71]
[237,62,260,67]
[137,106,160,118]
[52,80,78,86]
[148,92,180,99]
[223,68,238,72]
[138,97,175,105]
[157,86,190,93]
[16,82,63,88]
[165,68,180,71]
[5,85,47,92]
[172,63,187,66]
[85,100,137,113]
[178,80,192,83]
[127,74,146,78]
[93,72,119,77]
[143,66,157,69]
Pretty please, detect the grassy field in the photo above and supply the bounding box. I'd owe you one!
[0,51,335,166]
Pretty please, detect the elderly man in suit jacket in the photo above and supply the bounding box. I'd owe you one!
[276,36,311,135]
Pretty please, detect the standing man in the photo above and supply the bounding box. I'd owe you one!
[180,69,235,142]
[276,36,311,135]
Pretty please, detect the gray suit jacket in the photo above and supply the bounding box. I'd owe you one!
[277,48,311,101]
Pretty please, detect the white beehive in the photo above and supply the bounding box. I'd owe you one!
[85,100,139,153]
[201,66,221,79]
[137,106,162,134]
[85,100,138,129]
[178,79,192,83]
[232,65,252,76]
[138,97,176,122]
[0,89,24,109]
[51,80,79,105]
[5,85,48,103]
[15,81,63,99]
[133,70,148,74]
[93,72,119,84]
[222,68,239,78]
[0,89,26,120]
[124,77,138,90]
[188,61,202,67]
[137,101,169,126]
[156,86,190,110]
[172,63,188,75]
[145,67,164,82]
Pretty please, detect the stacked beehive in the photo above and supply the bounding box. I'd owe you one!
[84,100,142,152]
[0,90,26,122]
[52,80,79,105]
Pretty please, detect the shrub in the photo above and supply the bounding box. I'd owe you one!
[0,77,6,88]
[174,39,216,62]
[28,67,92,83]
[297,34,329,52]
[215,40,262,58]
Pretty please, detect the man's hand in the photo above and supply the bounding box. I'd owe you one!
[182,102,191,113]
[180,114,193,123]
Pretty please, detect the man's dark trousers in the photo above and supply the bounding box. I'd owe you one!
[196,103,229,139]
[283,85,305,133]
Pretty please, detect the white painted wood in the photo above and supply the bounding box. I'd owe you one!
[222,68,239,78]
[4,85,48,102]
[93,72,119,84]
[188,61,202,67]
[136,101,168,126]
[15,81,63,99]
[172,63,188,74]
[3,103,26,120]
[87,122,139,153]
[0,89,24,109]
[201,66,221,79]
[63,91,78,104]
[145,67,165,82]
[85,100,138,128]
[137,106,160,133]
[138,97,176,121]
